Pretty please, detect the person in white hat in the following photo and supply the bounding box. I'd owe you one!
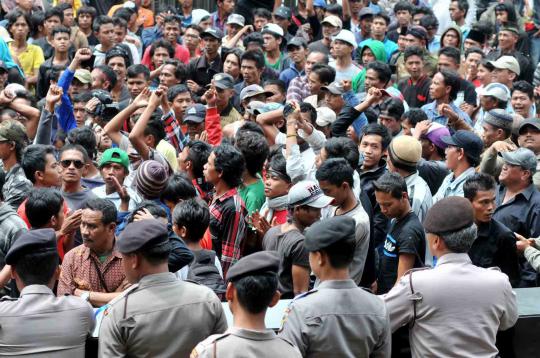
[489,56,520,90]
[308,15,342,55]
[473,82,511,135]
[330,29,360,82]
[261,24,290,73]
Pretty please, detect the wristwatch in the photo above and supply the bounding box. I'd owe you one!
[80,291,90,302]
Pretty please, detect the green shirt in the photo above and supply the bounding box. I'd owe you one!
[265,53,284,71]
[238,177,266,214]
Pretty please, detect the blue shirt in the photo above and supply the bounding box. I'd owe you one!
[421,101,472,126]
[0,38,23,77]
[56,68,77,135]
[279,63,305,89]
[428,36,441,54]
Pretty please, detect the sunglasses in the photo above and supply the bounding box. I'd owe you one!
[60,159,85,169]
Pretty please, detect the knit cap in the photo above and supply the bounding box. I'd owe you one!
[135,160,169,199]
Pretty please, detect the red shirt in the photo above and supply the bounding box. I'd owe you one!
[141,43,190,68]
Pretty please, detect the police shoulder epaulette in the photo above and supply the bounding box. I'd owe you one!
[403,266,432,277]
[109,283,139,306]
[0,295,18,302]
[292,288,318,301]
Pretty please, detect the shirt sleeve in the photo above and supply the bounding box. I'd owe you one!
[98,308,127,357]
[288,234,310,268]
[397,225,424,258]
[205,107,222,146]
[499,278,518,331]
[286,144,307,183]
[381,275,415,332]
[218,200,247,277]
[161,110,186,152]
[33,108,56,145]
[57,252,76,296]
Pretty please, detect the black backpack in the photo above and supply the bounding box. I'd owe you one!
[187,250,226,298]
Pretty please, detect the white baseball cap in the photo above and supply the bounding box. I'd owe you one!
[262,23,284,38]
[489,56,520,76]
[332,29,357,49]
[477,82,511,102]
[315,107,337,127]
[287,181,333,208]
[321,15,342,29]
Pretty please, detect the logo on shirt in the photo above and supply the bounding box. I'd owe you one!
[383,234,397,257]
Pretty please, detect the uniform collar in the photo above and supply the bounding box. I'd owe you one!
[228,327,277,340]
[20,285,54,296]
[435,252,471,266]
[317,279,358,290]
[138,272,177,288]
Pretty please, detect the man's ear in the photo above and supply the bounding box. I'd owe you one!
[268,290,281,307]
[225,282,234,302]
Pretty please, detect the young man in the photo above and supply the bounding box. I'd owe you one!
[105,47,131,103]
[511,81,535,119]
[374,172,425,294]
[233,50,265,97]
[210,73,242,126]
[187,28,223,99]
[76,6,99,46]
[279,37,307,89]
[360,12,398,61]
[464,173,520,287]
[478,109,515,180]
[286,51,328,103]
[203,144,248,277]
[183,24,202,59]
[58,144,97,212]
[261,24,288,73]
[236,131,268,214]
[437,46,477,108]
[449,0,470,37]
[141,15,189,68]
[378,98,405,137]
[308,15,341,55]
[32,7,65,60]
[397,46,431,108]
[317,158,370,285]
[331,30,360,82]
[263,180,332,298]
[93,16,116,66]
[193,251,301,357]
[279,216,391,356]
[211,0,235,32]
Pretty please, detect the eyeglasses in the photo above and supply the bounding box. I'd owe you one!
[60,159,85,169]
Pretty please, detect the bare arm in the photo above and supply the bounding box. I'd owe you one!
[396,254,416,284]
[104,88,150,145]
[306,0,315,16]
[9,100,40,140]
[0,265,11,288]
[273,0,283,12]
[128,87,164,160]
[292,265,310,296]
[223,25,253,48]
[342,0,351,20]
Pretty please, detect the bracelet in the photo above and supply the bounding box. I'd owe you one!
[287,134,297,138]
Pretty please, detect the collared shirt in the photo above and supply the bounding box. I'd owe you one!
[209,188,248,277]
[211,11,227,33]
[57,244,125,296]
[433,167,476,203]
[493,184,540,238]
[279,63,305,89]
[1,163,32,211]
[188,53,223,95]
[405,172,433,224]
[286,75,311,102]
[0,285,94,357]
[421,100,472,126]
[398,75,431,108]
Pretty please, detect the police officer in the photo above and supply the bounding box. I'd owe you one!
[191,251,302,357]
[383,197,519,357]
[0,229,94,357]
[98,219,227,357]
[279,216,391,357]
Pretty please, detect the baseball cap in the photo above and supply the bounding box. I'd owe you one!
[286,37,308,50]
[74,69,91,84]
[483,108,513,131]
[421,122,451,150]
[518,118,540,134]
[359,7,375,19]
[321,81,345,95]
[500,147,537,173]
[191,9,211,26]
[201,28,223,40]
[239,84,273,102]
[332,29,357,49]
[0,119,27,143]
[262,23,284,38]
[287,180,333,208]
[321,15,342,29]
[100,148,129,170]
[477,82,510,102]
[441,130,484,161]
[489,56,520,76]
[212,73,235,89]
[246,101,283,115]
[315,107,337,127]
[183,104,206,124]
[500,26,520,35]
[313,0,327,8]
[274,6,291,19]
[227,13,245,27]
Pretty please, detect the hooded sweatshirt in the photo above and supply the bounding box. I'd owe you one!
[440,24,463,50]
[351,40,387,93]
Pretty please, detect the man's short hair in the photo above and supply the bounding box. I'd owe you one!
[26,188,64,228]
[366,61,392,85]
[235,131,269,178]
[172,198,210,242]
[311,64,336,85]
[127,64,150,80]
[92,15,113,33]
[316,158,354,188]
[373,172,408,199]
[362,123,392,150]
[438,69,461,101]
[161,172,197,204]
[83,198,117,225]
[213,144,246,188]
[323,137,360,169]
[241,49,265,69]
[21,144,56,184]
[150,39,175,58]
[439,46,461,65]
[512,80,534,100]
[403,46,425,62]
[463,173,496,201]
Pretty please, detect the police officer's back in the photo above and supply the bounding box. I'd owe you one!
[0,229,94,357]
[279,216,391,357]
[98,219,227,357]
[192,251,302,357]
[383,197,518,358]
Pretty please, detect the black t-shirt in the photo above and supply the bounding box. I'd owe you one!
[397,76,431,108]
[378,211,426,294]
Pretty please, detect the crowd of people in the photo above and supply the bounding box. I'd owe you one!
[0,0,539,356]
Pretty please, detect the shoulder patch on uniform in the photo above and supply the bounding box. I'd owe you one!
[403,267,432,278]
[190,332,232,357]
[108,283,139,306]
[0,295,17,301]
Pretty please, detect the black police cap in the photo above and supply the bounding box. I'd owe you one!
[304,216,356,252]
[5,229,58,265]
[117,219,169,254]
[226,251,280,282]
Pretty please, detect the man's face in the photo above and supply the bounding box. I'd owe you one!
[379,114,401,135]
[332,39,352,58]
[219,0,235,14]
[53,32,70,53]
[264,170,290,198]
[322,23,339,40]
[477,64,492,84]
[518,126,540,154]
[263,34,280,52]
[97,23,115,48]
[10,15,30,40]
[241,59,261,85]
[215,87,233,108]
[360,16,373,35]
[371,17,387,38]
[375,190,406,219]
[44,16,61,36]
[323,92,343,112]
[412,13,424,25]
[78,13,93,30]
[361,47,376,66]
[359,134,384,169]
[203,152,220,185]
[495,10,508,24]
[471,189,496,223]
[107,56,127,81]
[492,68,515,86]
[183,28,200,50]
[319,180,346,207]
[127,73,148,98]
[449,1,465,22]
[479,95,498,111]
[442,29,460,48]
[152,46,170,67]
[177,146,190,173]
[429,73,448,101]
[80,209,112,252]
[445,145,462,171]
[308,72,324,95]
[404,34,423,48]
[395,10,411,26]
[90,68,107,90]
[464,38,482,51]
[254,16,269,32]
[226,23,242,37]
[186,121,205,138]
[288,45,307,65]
[397,34,407,51]
[499,162,527,186]
[63,8,75,27]
[482,123,502,147]
[171,92,193,119]
[114,25,127,44]
[498,30,517,51]
[101,162,127,189]
[511,90,533,118]
[73,101,87,127]
[41,153,62,187]
[163,21,181,44]
[305,52,325,75]
[437,54,459,72]
[296,205,321,227]
[465,52,482,74]
[265,84,285,103]
[202,37,220,56]
[60,149,85,184]
[364,69,384,91]
[159,64,180,87]
[405,54,423,79]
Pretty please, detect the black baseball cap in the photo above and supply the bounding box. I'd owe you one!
[441,130,484,161]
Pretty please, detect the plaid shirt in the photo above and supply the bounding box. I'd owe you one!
[209,188,248,277]
[162,110,187,152]
[1,164,32,211]
[286,75,311,103]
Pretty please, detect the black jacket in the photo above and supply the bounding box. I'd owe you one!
[168,232,194,273]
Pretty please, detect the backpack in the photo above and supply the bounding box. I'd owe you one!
[187,250,226,298]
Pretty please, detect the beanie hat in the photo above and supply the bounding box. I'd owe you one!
[135,160,169,199]
[388,136,422,169]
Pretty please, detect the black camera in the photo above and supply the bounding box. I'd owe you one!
[90,90,119,122]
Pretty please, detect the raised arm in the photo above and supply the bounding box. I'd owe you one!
[104,88,150,145]
[128,87,164,160]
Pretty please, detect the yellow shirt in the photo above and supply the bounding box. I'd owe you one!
[52,0,81,14]
[156,139,179,172]
[8,43,44,77]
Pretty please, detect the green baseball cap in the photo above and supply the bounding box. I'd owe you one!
[99,148,129,170]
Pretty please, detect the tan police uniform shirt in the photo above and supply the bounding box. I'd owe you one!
[383,253,518,358]
[0,285,94,357]
[98,272,228,357]
[191,327,302,358]
[279,279,391,357]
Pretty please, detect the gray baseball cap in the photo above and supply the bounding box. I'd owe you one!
[321,81,345,95]
[212,73,235,90]
[287,180,333,208]
[239,84,273,102]
[500,147,537,173]
[227,13,245,27]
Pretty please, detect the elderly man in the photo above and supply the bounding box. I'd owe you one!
[383,197,518,357]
